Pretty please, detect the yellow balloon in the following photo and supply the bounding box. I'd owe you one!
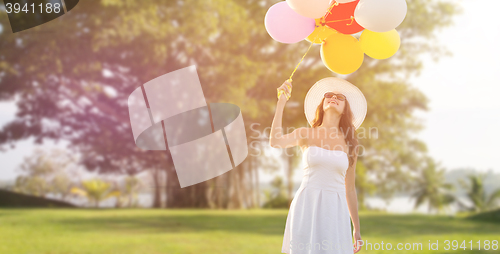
[320,33,364,75]
[306,25,337,44]
[360,29,400,59]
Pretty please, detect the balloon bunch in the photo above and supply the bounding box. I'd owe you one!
[265,0,407,76]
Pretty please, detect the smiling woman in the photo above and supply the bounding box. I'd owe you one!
[270,77,367,253]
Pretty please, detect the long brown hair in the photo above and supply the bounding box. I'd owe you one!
[311,97,358,167]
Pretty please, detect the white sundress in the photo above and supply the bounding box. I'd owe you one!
[281,146,354,254]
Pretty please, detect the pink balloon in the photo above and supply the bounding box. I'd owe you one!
[265,2,316,44]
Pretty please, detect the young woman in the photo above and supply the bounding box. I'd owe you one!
[270,77,366,253]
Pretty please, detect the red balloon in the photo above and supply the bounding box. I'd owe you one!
[325,0,364,35]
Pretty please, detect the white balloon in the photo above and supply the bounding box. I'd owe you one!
[354,0,407,33]
[287,0,332,19]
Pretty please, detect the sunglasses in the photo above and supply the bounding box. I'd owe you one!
[324,92,346,101]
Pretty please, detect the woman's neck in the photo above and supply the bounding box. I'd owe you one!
[319,111,341,132]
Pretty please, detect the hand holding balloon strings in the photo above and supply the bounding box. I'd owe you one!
[277,79,293,101]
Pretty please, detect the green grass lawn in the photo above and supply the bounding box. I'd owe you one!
[0,208,498,254]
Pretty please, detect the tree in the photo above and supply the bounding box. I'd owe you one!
[0,0,460,208]
[51,173,72,201]
[411,157,456,214]
[122,175,140,208]
[13,148,76,199]
[70,178,121,208]
[262,176,289,208]
[458,173,500,212]
[250,0,461,208]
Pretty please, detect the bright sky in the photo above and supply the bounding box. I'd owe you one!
[1,0,499,183]
[411,0,500,173]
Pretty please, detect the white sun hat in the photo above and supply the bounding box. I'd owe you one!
[304,77,367,129]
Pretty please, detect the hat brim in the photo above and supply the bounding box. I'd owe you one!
[304,77,367,129]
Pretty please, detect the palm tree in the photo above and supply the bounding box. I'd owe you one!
[458,174,500,212]
[71,178,121,208]
[412,158,455,214]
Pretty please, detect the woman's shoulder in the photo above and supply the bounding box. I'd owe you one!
[291,127,310,147]
[291,127,314,143]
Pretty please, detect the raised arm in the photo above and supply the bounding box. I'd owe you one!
[269,80,305,149]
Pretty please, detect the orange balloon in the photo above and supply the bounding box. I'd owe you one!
[325,0,364,34]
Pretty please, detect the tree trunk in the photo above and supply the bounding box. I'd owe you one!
[254,157,260,208]
[228,170,239,209]
[151,167,162,208]
[237,165,245,208]
[209,172,229,209]
[165,163,210,208]
[220,172,231,209]
[247,159,255,208]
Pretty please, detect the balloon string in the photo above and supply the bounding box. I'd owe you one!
[288,30,321,82]
[325,16,354,25]
[288,40,315,82]
[323,1,339,20]
[347,16,354,25]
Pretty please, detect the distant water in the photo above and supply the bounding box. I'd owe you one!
[363,196,470,215]
[46,191,472,214]
[279,183,472,215]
